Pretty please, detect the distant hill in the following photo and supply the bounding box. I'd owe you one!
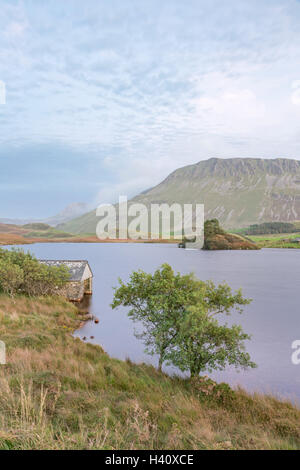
[0,223,29,235]
[59,158,300,234]
[0,202,89,227]
[0,222,73,241]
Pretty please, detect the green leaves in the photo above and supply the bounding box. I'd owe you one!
[112,263,256,378]
[0,260,24,297]
[0,248,70,297]
[169,304,256,376]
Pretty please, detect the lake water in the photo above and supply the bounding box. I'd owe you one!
[7,243,300,402]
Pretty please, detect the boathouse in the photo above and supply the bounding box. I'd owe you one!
[39,260,93,302]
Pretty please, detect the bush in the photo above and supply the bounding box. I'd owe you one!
[0,248,69,297]
[0,260,24,297]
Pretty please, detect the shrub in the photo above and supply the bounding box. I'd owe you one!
[0,248,69,297]
[0,260,24,297]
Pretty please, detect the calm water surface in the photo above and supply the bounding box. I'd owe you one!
[9,243,300,402]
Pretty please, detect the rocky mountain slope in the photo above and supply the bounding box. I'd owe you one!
[60,158,300,234]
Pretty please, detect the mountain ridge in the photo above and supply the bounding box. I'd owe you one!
[59,157,300,233]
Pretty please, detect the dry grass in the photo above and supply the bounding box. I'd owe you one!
[0,233,32,246]
[0,294,299,450]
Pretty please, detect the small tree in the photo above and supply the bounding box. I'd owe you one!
[112,264,201,371]
[203,219,225,249]
[112,264,255,376]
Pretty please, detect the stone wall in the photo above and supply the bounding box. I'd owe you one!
[84,278,92,295]
[58,281,85,302]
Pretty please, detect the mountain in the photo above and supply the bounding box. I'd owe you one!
[0,202,89,227]
[59,158,300,234]
[44,202,90,226]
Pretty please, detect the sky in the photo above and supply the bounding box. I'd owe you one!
[1,0,300,218]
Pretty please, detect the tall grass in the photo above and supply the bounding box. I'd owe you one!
[0,294,299,450]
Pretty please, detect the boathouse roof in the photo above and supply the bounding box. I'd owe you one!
[39,260,93,281]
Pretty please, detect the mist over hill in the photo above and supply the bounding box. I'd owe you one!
[0,202,89,227]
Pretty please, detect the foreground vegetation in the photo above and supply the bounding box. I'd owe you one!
[0,294,299,450]
[0,249,69,296]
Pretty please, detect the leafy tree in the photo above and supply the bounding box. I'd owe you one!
[112,264,201,371]
[112,264,255,377]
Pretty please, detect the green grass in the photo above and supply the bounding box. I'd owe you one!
[24,228,75,239]
[0,294,299,450]
[248,232,300,248]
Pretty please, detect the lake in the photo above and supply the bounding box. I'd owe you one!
[7,242,300,402]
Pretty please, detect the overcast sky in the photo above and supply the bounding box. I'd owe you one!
[1,0,300,218]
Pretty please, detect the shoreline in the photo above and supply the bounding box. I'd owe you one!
[2,233,300,250]
[0,235,180,246]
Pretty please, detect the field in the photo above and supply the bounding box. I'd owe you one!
[248,232,300,248]
[0,222,179,246]
[0,294,299,450]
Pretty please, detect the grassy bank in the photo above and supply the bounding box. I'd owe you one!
[0,294,299,450]
[248,233,300,248]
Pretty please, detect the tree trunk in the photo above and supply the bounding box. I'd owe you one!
[190,366,200,378]
[158,356,163,372]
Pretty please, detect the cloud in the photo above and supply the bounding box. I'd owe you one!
[194,87,266,135]
[4,21,27,40]
[291,80,300,105]
[1,0,300,217]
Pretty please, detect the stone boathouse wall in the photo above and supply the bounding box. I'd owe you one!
[58,281,85,302]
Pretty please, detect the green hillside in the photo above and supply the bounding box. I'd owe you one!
[59,158,300,234]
